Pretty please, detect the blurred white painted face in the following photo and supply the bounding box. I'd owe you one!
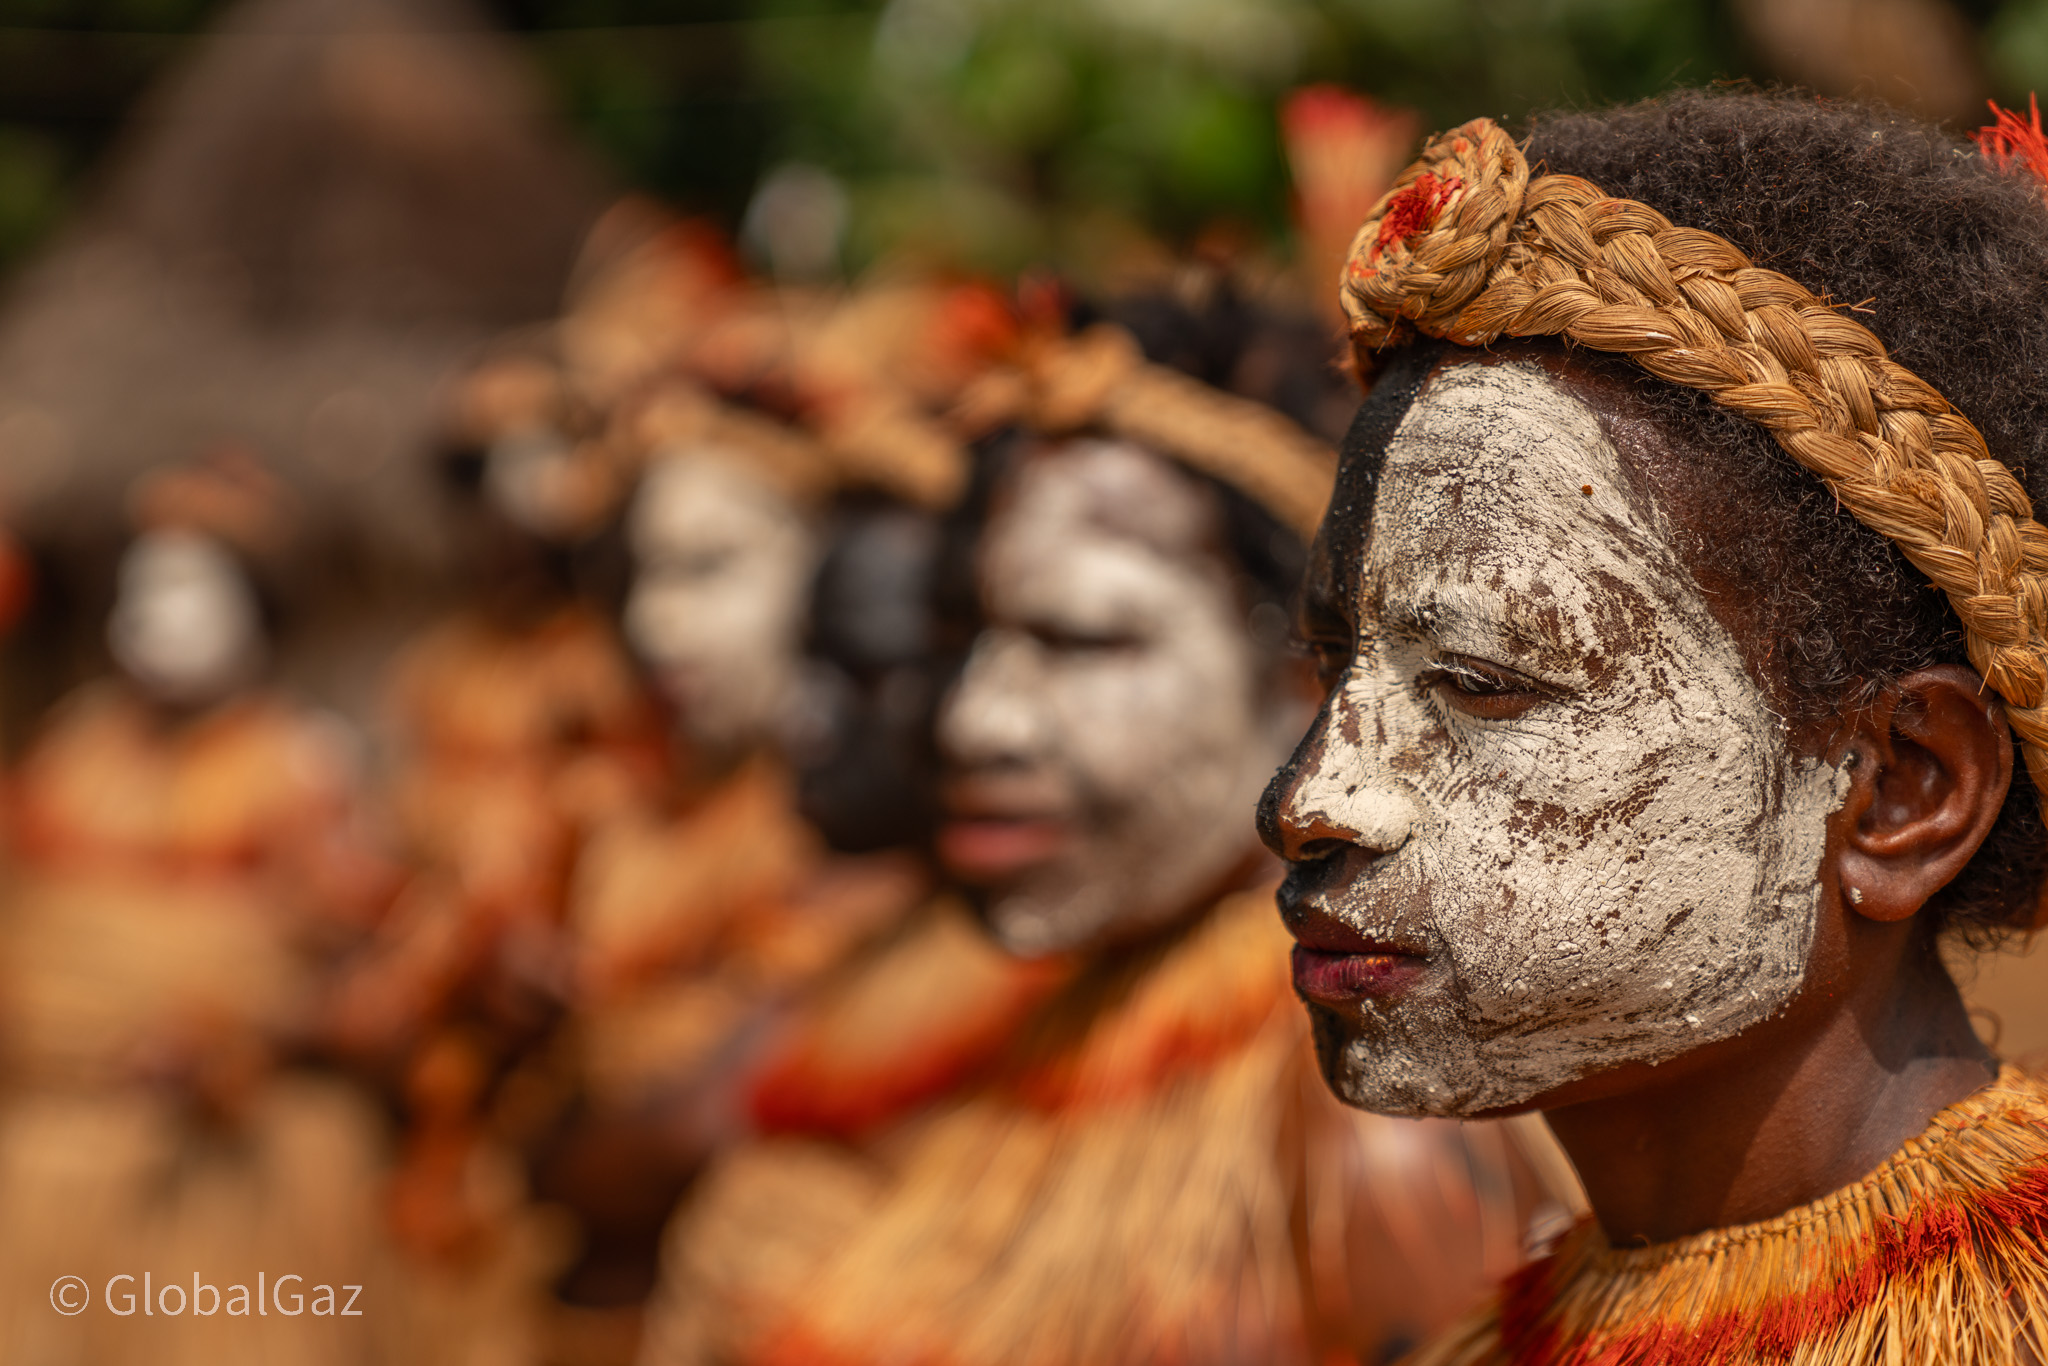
[936,439,1302,957]
[108,529,264,707]
[484,427,585,540]
[625,452,819,755]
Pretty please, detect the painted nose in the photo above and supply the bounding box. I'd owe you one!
[937,630,1048,767]
[1258,705,1417,865]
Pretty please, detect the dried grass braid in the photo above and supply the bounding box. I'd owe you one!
[955,323,1337,541]
[1342,117,2048,829]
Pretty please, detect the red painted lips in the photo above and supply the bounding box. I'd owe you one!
[936,817,1070,882]
[1290,945,1428,1003]
[938,775,1074,883]
[1285,907,1428,1003]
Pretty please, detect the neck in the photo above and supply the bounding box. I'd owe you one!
[135,682,241,725]
[1541,936,1995,1247]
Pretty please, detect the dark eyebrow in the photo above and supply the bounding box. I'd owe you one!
[1378,593,1552,660]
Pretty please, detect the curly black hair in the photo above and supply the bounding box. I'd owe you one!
[1512,88,2048,946]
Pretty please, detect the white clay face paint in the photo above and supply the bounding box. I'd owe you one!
[485,426,587,541]
[1288,362,1844,1117]
[937,439,1298,956]
[108,529,265,708]
[625,451,819,755]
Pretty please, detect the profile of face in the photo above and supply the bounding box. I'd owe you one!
[107,529,265,709]
[1262,360,1846,1119]
[624,451,819,757]
[937,438,1300,957]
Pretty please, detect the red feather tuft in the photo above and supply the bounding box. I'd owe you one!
[1976,94,2048,205]
[1373,171,1463,260]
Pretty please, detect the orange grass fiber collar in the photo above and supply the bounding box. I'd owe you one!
[1342,117,2048,839]
[1408,1066,2048,1366]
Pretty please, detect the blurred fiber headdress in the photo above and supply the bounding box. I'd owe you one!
[957,321,1337,540]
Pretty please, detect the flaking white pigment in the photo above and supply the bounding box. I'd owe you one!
[1292,362,1846,1117]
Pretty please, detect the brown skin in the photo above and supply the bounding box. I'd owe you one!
[1266,347,2007,1247]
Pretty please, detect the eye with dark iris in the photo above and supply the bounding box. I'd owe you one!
[1422,655,1544,720]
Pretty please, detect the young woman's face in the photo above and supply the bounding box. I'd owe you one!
[625,453,819,756]
[936,439,1296,956]
[1262,359,1847,1118]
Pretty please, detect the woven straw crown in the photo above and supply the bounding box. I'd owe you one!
[1341,117,2048,819]
[956,324,1337,541]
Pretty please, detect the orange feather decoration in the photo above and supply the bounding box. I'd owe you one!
[1976,94,2048,205]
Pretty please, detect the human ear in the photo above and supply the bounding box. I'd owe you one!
[1832,665,2013,925]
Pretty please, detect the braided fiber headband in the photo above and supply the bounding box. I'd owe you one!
[1342,117,2048,807]
[958,324,1337,540]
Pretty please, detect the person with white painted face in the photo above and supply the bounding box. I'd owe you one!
[0,454,415,1365]
[10,454,384,1093]
[562,384,930,1037]
[339,337,668,1351]
[526,364,982,1333]
[640,306,1574,1366]
[1262,94,2048,1364]
[356,209,741,1033]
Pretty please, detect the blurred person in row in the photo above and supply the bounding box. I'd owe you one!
[556,269,1026,1092]
[345,240,1015,1361]
[328,329,661,1366]
[334,207,838,1085]
[0,452,403,1365]
[529,375,950,1342]
[335,205,748,1080]
[639,306,1578,1366]
[326,214,743,1363]
[532,275,1038,1357]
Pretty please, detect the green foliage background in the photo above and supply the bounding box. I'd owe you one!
[0,0,2045,275]
[505,0,1765,272]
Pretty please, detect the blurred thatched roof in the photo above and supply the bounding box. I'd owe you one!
[0,0,611,571]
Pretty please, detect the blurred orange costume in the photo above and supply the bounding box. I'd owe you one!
[0,463,427,1366]
[360,605,666,1036]
[359,600,661,1363]
[357,223,1006,1359]
[530,278,1013,1350]
[567,753,929,1112]
[647,887,1564,1366]
[547,255,1016,1110]
[636,325,1579,1366]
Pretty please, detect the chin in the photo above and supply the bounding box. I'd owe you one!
[968,850,1221,959]
[1305,1000,1567,1120]
[972,879,1110,960]
[1308,1008,1462,1118]
[977,899,1083,960]
[1309,994,1772,1121]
